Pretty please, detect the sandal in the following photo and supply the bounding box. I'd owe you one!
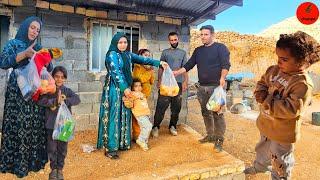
[105,151,119,159]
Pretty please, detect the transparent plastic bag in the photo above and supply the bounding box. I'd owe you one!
[52,102,75,142]
[32,67,56,101]
[160,67,180,97]
[15,55,41,101]
[206,86,227,112]
[40,67,56,94]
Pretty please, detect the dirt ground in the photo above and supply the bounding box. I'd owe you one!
[1,99,320,180]
[187,98,320,180]
[1,122,242,180]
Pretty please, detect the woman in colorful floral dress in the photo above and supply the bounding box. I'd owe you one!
[0,16,52,178]
[97,32,167,159]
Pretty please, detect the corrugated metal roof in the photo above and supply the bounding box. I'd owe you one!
[46,0,243,25]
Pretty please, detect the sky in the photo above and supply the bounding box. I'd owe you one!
[199,0,320,34]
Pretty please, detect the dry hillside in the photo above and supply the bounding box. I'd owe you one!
[258,16,320,42]
[189,16,320,81]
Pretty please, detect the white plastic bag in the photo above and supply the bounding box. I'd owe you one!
[15,55,41,101]
[52,102,75,142]
[160,67,180,97]
[206,86,227,112]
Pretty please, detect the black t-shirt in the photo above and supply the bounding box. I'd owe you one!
[184,42,231,86]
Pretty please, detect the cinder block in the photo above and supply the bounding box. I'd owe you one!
[41,26,63,38]
[50,3,62,12]
[92,103,100,113]
[96,10,107,19]
[67,71,92,82]
[64,49,87,61]
[73,61,87,70]
[78,82,102,92]
[142,22,159,33]
[36,0,49,9]
[158,23,177,34]
[126,13,137,21]
[181,25,190,35]
[78,92,99,104]
[73,103,92,114]
[41,37,65,48]
[53,60,74,71]
[68,16,84,28]
[8,0,22,6]
[117,11,126,20]
[62,5,74,13]
[63,28,86,39]
[108,10,117,19]
[75,7,86,15]
[86,9,96,17]
[64,82,79,92]
[180,35,190,43]
[89,113,99,125]
[42,13,68,26]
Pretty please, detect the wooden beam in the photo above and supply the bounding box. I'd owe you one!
[62,5,74,13]
[50,3,63,12]
[76,7,86,15]
[0,0,9,5]
[36,0,49,9]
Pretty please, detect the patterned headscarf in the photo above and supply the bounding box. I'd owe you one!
[107,32,133,85]
[15,16,42,46]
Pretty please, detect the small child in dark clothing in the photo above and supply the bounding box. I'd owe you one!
[38,66,81,180]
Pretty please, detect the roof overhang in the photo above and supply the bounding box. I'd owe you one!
[45,0,243,25]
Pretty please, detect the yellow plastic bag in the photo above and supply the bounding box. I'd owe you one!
[160,67,180,97]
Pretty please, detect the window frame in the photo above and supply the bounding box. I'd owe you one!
[88,19,140,73]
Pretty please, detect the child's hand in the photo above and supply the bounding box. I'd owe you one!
[122,96,133,108]
[255,90,268,104]
[57,90,65,104]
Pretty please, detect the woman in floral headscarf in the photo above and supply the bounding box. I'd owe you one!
[0,16,52,177]
[97,32,168,159]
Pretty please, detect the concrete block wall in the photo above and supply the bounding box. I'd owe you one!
[0,70,7,127]
[0,5,190,131]
[139,22,190,124]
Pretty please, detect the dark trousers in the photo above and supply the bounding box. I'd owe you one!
[153,83,182,129]
[47,129,68,170]
[197,85,226,139]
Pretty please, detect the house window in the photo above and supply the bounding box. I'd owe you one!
[90,23,113,72]
[116,26,140,53]
[90,22,140,72]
